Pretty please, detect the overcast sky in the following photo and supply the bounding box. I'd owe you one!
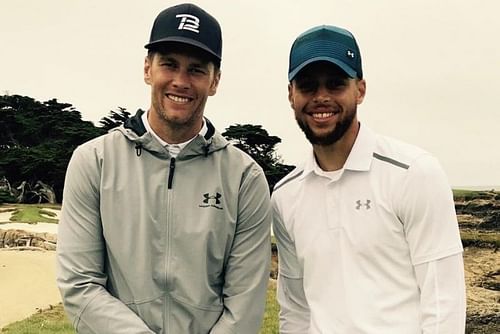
[1,0,499,188]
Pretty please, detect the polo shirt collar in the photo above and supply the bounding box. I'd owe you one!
[299,122,376,180]
[343,123,376,172]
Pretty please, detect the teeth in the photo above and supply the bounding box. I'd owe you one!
[167,94,190,103]
[312,112,334,119]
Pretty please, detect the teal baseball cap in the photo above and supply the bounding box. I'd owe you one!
[288,25,363,81]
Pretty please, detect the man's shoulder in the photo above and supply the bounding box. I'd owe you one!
[273,164,305,194]
[213,143,268,183]
[75,130,124,153]
[371,133,449,189]
[372,133,433,171]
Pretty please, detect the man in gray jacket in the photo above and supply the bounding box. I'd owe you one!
[56,4,271,333]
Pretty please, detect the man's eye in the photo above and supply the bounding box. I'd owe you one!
[189,67,206,75]
[326,79,347,90]
[297,80,317,92]
[160,62,175,68]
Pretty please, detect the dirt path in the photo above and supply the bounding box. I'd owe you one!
[0,250,61,329]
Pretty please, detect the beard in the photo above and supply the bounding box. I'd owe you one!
[295,105,357,146]
[152,95,207,131]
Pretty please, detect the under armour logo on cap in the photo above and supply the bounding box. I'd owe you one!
[346,50,355,59]
[176,14,200,33]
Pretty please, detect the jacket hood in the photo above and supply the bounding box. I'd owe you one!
[112,109,229,159]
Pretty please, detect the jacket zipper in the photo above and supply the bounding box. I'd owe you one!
[168,157,176,189]
[165,157,176,330]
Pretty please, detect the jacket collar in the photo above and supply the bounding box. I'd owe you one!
[117,109,228,159]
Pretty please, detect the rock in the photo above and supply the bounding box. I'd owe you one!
[456,197,500,233]
[0,229,56,251]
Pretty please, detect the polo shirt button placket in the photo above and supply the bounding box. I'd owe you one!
[326,181,341,230]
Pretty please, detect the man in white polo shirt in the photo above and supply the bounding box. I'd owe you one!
[272,25,466,333]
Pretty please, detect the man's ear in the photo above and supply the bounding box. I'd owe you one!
[208,70,221,96]
[356,79,366,104]
[288,83,295,108]
[144,56,152,85]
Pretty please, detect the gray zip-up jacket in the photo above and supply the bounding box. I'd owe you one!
[56,111,272,334]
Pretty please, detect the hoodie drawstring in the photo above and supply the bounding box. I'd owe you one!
[135,144,142,157]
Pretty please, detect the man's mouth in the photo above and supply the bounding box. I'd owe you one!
[166,94,192,103]
[311,112,335,119]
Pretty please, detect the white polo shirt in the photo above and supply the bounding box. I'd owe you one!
[272,124,463,333]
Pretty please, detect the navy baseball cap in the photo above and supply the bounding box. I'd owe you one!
[288,25,362,81]
[145,3,222,65]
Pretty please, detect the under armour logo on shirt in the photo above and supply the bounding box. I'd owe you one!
[176,14,200,33]
[355,199,371,210]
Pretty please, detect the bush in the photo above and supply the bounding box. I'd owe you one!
[0,189,16,204]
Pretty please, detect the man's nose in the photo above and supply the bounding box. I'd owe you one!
[313,86,331,103]
[172,70,190,89]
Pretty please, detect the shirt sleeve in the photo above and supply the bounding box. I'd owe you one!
[397,154,463,265]
[56,145,155,334]
[272,196,310,333]
[396,153,466,333]
[414,253,466,333]
[210,165,272,334]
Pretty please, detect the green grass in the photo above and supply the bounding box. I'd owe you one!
[2,283,279,334]
[1,304,74,334]
[0,204,59,224]
[453,189,499,201]
[461,230,500,248]
[260,279,279,334]
[453,189,480,196]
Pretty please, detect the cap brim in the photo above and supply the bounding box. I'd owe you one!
[145,36,221,61]
[288,56,357,81]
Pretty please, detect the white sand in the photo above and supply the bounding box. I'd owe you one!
[0,207,62,329]
[0,251,62,329]
[0,209,15,223]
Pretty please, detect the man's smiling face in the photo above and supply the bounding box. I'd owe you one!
[289,61,365,146]
[144,44,220,142]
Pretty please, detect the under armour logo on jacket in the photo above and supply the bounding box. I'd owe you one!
[176,14,200,33]
[355,199,371,210]
[203,192,221,205]
[199,192,223,210]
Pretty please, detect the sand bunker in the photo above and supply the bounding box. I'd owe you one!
[0,251,61,329]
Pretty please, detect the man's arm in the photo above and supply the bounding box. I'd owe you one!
[398,154,466,333]
[210,166,272,334]
[56,145,154,334]
[415,254,466,333]
[272,196,310,333]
